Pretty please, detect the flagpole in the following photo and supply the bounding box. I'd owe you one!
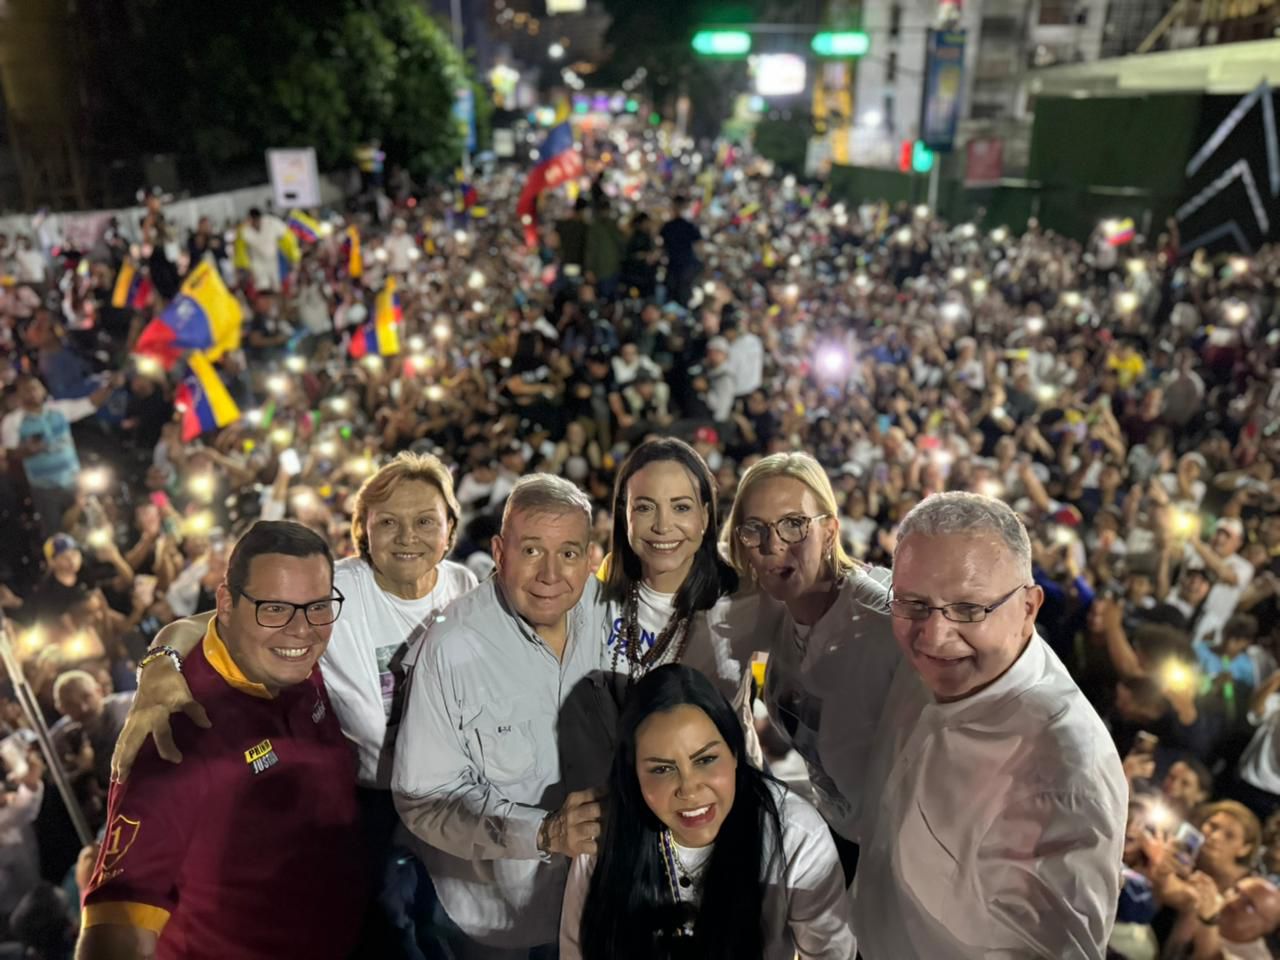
[451,0,472,178]
[0,612,94,847]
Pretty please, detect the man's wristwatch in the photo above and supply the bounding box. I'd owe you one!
[136,645,184,685]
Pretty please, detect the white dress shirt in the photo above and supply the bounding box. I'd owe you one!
[727,331,764,397]
[559,783,856,960]
[852,635,1128,959]
[322,556,477,788]
[1239,691,1280,794]
[762,572,900,841]
[392,578,615,949]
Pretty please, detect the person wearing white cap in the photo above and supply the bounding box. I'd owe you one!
[1185,516,1254,627]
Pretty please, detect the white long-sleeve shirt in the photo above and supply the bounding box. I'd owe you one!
[1239,690,1280,794]
[558,783,856,960]
[392,578,615,949]
[851,634,1127,959]
[322,556,477,788]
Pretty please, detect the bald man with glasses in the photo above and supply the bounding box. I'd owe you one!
[851,492,1127,960]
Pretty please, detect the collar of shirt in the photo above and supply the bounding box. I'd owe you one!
[203,617,274,700]
[926,631,1047,726]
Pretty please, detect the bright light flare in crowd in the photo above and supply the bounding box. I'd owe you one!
[1051,526,1076,547]
[814,346,848,379]
[244,408,263,426]
[971,278,989,297]
[959,223,977,238]
[135,355,163,378]
[1126,258,1146,276]
[703,281,717,295]
[407,335,426,353]
[432,322,451,342]
[940,302,965,322]
[932,449,954,468]
[86,528,112,549]
[284,356,306,374]
[893,227,913,246]
[453,229,470,244]
[1224,300,1250,325]
[1168,508,1200,539]
[1162,660,1195,694]
[1145,801,1177,834]
[291,488,319,511]
[990,227,1009,243]
[347,455,376,477]
[329,397,350,415]
[914,204,929,219]
[976,479,1004,499]
[63,631,95,661]
[853,273,871,290]
[1228,255,1249,275]
[1061,291,1082,308]
[270,427,293,447]
[1025,316,1046,335]
[182,511,214,536]
[467,269,485,290]
[79,466,111,493]
[188,473,215,501]
[471,300,486,313]
[362,355,384,372]
[373,248,388,263]
[18,626,45,659]
[1036,384,1058,404]
[948,267,967,284]
[316,441,338,459]
[425,384,446,402]
[266,374,289,395]
[1115,291,1139,315]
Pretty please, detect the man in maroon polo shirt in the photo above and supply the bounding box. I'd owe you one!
[76,520,367,960]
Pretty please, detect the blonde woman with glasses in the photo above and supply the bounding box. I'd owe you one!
[718,452,898,881]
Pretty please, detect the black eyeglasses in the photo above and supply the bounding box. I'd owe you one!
[889,584,1030,624]
[238,588,345,628]
[735,514,830,548]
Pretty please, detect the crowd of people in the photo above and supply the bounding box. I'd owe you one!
[0,124,1278,959]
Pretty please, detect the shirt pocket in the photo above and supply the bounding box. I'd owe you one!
[473,696,542,785]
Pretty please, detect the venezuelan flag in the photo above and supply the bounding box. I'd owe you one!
[346,225,363,279]
[1104,218,1136,247]
[233,228,251,272]
[349,279,401,358]
[375,276,402,327]
[515,117,584,247]
[278,228,301,285]
[287,210,321,243]
[111,261,140,309]
[134,260,243,369]
[175,352,240,441]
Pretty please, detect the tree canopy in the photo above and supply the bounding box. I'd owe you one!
[80,0,478,197]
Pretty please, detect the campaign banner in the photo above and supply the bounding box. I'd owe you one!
[920,29,966,153]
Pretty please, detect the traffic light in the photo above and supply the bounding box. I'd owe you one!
[811,31,870,57]
[898,140,936,174]
[691,30,752,56]
[912,141,936,173]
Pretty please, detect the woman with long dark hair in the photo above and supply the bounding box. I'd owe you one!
[560,664,854,960]
[601,438,739,692]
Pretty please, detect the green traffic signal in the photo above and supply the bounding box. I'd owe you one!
[811,31,870,57]
[691,30,752,56]
[912,140,936,173]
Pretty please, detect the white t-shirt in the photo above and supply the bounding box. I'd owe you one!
[1239,691,1280,794]
[322,556,478,788]
[1183,545,1254,625]
[559,783,856,960]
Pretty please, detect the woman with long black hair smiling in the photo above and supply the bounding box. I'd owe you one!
[560,664,854,960]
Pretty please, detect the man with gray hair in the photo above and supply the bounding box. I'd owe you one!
[393,474,614,959]
[851,491,1127,959]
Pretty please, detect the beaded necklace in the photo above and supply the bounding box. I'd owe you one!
[609,580,691,683]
